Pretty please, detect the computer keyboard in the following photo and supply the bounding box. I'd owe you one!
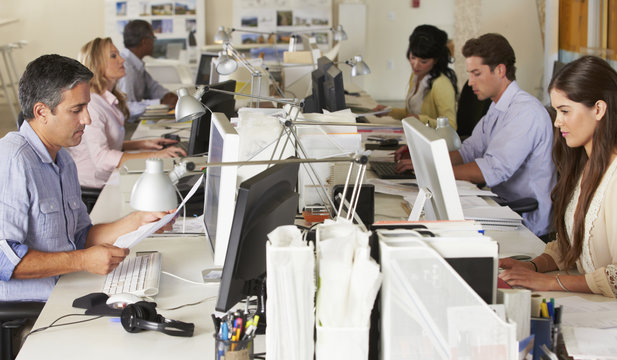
[103,252,162,297]
[370,161,416,180]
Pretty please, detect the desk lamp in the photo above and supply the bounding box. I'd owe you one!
[214,42,263,107]
[130,158,178,211]
[213,26,230,44]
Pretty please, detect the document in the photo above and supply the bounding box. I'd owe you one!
[114,174,204,248]
[556,295,617,328]
[562,326,617,359]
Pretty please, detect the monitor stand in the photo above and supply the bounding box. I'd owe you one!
[409,187,432,221]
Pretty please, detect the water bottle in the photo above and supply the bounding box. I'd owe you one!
[435,117,461,151]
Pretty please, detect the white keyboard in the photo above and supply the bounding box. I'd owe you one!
[103,252,162,297]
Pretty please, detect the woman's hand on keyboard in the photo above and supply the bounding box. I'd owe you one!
[82,244,129,275]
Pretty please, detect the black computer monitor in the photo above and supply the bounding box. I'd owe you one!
[323,65,346,112]
[195,52,218,85]
[215,161,300,315]
[187,80,237,156]
[306,56,335,113]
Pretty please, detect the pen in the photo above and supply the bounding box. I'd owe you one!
[547,301,555,320]
[540,302,549,318]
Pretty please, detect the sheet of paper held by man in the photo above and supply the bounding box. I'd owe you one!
[114,174,204,248]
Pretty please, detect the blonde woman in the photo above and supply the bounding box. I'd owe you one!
[68,37,186,188]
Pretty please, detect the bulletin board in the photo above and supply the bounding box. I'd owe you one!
[104,0,205,58]
[231,0,332,47]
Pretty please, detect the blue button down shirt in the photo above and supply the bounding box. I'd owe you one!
[458,81,556,236]
[0,121,92,301]
[117,48,169,121]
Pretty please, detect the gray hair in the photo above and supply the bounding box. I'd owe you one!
[123,19,153,48]
[19,54,93,120]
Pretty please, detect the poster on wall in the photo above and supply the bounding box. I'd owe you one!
[231,0,332,50]
[104,0,205,61]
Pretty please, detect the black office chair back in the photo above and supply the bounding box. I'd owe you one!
[16,113,24,130]
[0,301,45,360]
[456,81,491,139]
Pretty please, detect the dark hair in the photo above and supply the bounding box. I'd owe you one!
[18,54,93,120]
[123,19,154,48]
[462,33,516,81]
[406,25,458,97]
[549,55,617,269]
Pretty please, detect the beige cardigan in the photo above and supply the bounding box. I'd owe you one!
[544,157,617,298]
[388,73,457,130]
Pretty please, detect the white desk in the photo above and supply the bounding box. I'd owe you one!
[16,235,221,360]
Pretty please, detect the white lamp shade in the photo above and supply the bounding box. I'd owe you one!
[350,56,371,77]
[175,88,206,122]
[130,159,178,211]
[333,25,348,41]
[214,26,230,43]
[216,52,238,75]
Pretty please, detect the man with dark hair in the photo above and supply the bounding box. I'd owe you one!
[117,19,178,120]
[455,33,555,238]
[0,54,172,302]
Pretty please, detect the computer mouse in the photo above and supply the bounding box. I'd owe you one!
[163,133,181,142]
[106,293,143,309]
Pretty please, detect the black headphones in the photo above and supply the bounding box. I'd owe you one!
[120,301,195,337]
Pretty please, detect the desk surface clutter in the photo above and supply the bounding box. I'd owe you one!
[15,91,611,360]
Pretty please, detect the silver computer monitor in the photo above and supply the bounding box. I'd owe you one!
[402,117,464,221]
[203,113,239,267]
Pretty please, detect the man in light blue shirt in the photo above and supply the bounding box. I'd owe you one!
[117,20,178,120]
[453,34,555,237]
[0,54,172,301]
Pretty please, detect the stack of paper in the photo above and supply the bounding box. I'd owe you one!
[463,205,523,230]
[266,226,315,360]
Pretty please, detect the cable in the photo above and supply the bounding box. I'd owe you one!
[162,270,214,285]
[24,314,103,341]
[158,296,218,311]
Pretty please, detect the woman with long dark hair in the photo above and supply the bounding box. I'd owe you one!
[374,24,458,129]
[499,56,617,297]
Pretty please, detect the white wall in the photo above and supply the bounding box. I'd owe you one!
[0,0,546,103]
[0,0,106,76]
[361,0,455,101]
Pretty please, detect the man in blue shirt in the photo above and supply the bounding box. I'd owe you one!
[396,34,555,238]
[453,34,555,237]
[0,54,172,301]
[117,20,178,120]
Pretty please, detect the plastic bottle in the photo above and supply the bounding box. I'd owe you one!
[435,117,461,151]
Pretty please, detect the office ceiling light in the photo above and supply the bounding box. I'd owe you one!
[130,159,178,212]
[333,25,348,41]
[214,26,230,44]
[348,56,371,77]
[216,49,238,75]
[175,88,206,122]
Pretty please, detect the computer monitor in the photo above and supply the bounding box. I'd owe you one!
[215,161,300,314]
[323,65,346,112]
[195,52,218,85]
[402,117,464,221]
[152,38,186,59]
[187,80,237,156]
[204,113,239,267]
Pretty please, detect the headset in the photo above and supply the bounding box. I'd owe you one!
[121,301,195,337]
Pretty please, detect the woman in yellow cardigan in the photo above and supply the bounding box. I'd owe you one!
[374,25,458,129]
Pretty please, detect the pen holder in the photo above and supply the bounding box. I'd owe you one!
[214,334,254,360]
[315,324,369,360]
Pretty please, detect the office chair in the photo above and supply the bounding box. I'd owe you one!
[456,80,491,139]
[0,301,45,360]
[15,112,24,129]
[81,187,101,214]
[493,196,538,215]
